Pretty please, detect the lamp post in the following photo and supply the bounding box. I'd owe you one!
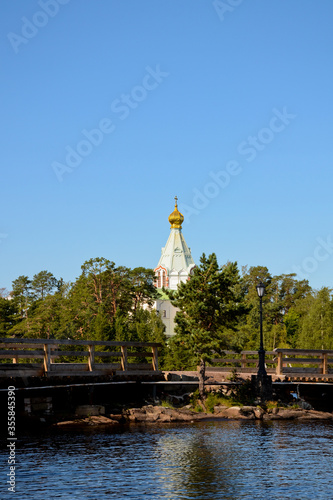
[256,282,266,377]
[252,281,272,401]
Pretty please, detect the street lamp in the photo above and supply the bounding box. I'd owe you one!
[256,282,266,377]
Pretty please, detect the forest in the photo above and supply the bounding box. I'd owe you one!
[1,254,332,370]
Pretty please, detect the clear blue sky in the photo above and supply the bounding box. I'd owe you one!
[1,0,333,293]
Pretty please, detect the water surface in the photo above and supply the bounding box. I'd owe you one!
[1,420,332,499]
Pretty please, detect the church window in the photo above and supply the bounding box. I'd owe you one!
[155,267,167,288]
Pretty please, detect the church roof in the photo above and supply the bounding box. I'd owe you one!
[155,197,195,274]
[168,196,184,228]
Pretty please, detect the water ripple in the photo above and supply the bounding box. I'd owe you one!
[1,421,333,499]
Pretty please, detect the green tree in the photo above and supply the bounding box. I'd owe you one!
[239,266,273,349]
[284,308,300,348]
[129,267,157,311]
[67,258,129,340]
[31,270,58,300]
[67,258,158,341]
[115,307,167,367]
[168,253,245,398]
[297,287,333,349]
[0,297,18,336]
[240,268,312,350]
[11,275,32,320]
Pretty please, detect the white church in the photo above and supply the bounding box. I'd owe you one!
[154,197,195,337]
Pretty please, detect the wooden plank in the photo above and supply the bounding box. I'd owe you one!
[125,363,153,371]
[0,343,46,349]
[0,338,47,345]
[211,359,242,364]
[0,337,162,348]
[0,369,44,377]
[44,344,51,373]
[94,351,153,358]
[212,351,276,357]
[152,346,158,371]
[95,363,121,370]
[49,363,88,372]
[206,367,275,374]
[0,350,44,358]
[277,352,283,376]
[211,357,276,364]
[282,358,322,364]
[283,367,321,373]
[115,370,159,376]
[275,348,333,355]
[45,370,105,377]
[285,374,333,380]
[126,352,153,358]
[88,345,95,372]
[93,351,121,357]
[86,341,162,348]
[51,350,90,357]
[206,367,240,372]
[121,346,128,371]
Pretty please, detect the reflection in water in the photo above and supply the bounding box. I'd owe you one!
[0,420,333,499]
[154,421,280,499]
[155,423,243,499]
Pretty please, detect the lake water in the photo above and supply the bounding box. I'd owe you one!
[1,420,333,499]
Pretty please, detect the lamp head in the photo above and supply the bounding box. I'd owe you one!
[256,282,266,298]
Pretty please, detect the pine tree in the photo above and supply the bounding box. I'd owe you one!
[168,253,246,398]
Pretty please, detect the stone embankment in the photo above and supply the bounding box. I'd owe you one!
[54,404,333,428]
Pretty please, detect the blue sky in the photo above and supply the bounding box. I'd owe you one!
[1,0,333,293]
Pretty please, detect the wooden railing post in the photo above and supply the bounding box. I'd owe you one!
[12,347,18,364]
[44,344,51,373]
[88,345,95,372]
[322,353,328,374]
[121,346,128,371]
[152,346,158,371]
[276,351,283,376]
[241,353,246,370]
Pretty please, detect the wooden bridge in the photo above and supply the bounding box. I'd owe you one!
[0,338,161,378]
[207,349,333,382]
[1,338,333,383]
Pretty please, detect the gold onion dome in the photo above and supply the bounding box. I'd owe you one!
[168,196,184,229]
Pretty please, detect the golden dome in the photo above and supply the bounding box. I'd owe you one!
[168,196,184,229]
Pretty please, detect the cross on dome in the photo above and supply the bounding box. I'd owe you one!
[168,196,184,229]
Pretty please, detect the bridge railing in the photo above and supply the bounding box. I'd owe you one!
[0,338,161,377]
[274,348,333,377]
[207,349,333,379]
[207,351,277,375]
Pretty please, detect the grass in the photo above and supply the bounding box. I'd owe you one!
[265,400,279,410]
[190,389,244,413]
[160,400,175,409]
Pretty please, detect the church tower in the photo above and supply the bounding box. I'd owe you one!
[154,197,195,336]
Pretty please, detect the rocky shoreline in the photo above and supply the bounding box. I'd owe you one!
[54,404,333,428]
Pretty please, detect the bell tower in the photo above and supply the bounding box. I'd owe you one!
[154,197,195,336]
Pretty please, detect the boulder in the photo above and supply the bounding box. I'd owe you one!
[254,407,265,420]
[56,415,119,427]
[240,406,256,417]
[298,410,333,420]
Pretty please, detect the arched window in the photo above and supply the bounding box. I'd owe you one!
[154,267,168,288]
